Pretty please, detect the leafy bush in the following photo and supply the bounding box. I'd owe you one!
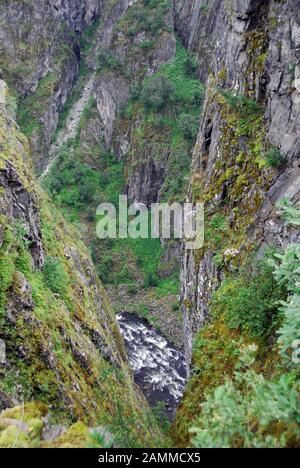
[97,49,125,74]
[190,345,300,448]
[222,91,263,119]
[212,259,286,340]
[178,113,200,141]
[264,147,284,168]
[140,76,175,110]
[124,1,168,37]
[153,401,171,433]
[144,272,159,288]
[190,201,300,448]
[277,292,300,366]
[268,202,300,364]
[96,255,114,284]
[43,256,68,295]
[277,199,300,226]
[128,284,138,295]
[183,57,197,77]
[129,83,142,102]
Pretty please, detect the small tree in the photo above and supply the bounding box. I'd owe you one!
[140,76,175,110]
[178,113,200,141]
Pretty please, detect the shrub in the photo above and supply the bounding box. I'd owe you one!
[129,83,142,102]
[264,147,284,168]
[178,113,200,141]
[212,253,224,268]
[183,57,197,77]
[190,202,300,448]
[153,401,171,433]
[97,49,124,74]
[222,91,263,119]
[144,272,159,288]
[140,76,175,110]
[43,256,68,296]
[96,255,114,284]
[138,40,155,50]
[190,345,300,448]
[277,199,300,226]
[212,259,287,340]
[128,284,138,295]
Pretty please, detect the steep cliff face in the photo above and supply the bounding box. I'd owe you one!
[1,0,299,449]
[93,0,178,203]
[179,0,300,368]
[0,92,160,447]
[174,0,223,82]
[0,0,181,193]
[0,0,103,171]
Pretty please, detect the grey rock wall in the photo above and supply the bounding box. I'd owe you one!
[179,0,300,370]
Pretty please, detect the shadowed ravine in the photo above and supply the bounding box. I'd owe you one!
[117,312,187,419]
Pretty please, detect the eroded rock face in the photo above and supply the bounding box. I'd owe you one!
[0,0,103,170]
[0,160,44,268]
[0,340,6,366]
[0,104,160,444]
[93,0,176,155]
[179,0,300,369]
[0,0,102,96]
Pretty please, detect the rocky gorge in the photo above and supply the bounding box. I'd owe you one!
[0,0,299,449]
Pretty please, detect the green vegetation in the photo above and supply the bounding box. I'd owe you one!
[131,38,204,113]
[177,113,200,141]
[17,73,57,138]
[277,199,300,226]
[46,99,125,223]
[173,201,300,449]
[54,61,90,138]
[43,256,69,296]
[118,0,171,38]
[190,344,299,448]
[122,39,204,203]
[45,40,203,303]
[79,18,101,56]
[0,107,162,448]
[264,147,284,168]
[221,90,263,119]
[211,256,287,340]
[97,48,127,75]
[55,18,103,138]
[139,75,176,110]
[155,40,204,106]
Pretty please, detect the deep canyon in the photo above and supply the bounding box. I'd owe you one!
[0,0,299,448]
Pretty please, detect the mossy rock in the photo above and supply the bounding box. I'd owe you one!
[0,401,48,421]
[42,422,89,448]
[0,425,32,448]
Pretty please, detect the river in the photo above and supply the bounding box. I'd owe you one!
[117,312,187,419]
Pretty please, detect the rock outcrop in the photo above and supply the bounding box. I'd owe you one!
[179,0,300,368]
[0,0,103,170]
[93,0,177,203]
[0,97,160,446]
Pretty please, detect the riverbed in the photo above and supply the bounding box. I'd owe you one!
[117,312,187,418]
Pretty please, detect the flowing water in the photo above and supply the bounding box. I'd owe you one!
[117,312,187,418]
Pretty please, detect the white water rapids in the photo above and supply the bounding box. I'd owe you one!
[117,312,187,418]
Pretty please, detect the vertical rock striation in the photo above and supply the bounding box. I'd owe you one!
[179,0,300,369]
